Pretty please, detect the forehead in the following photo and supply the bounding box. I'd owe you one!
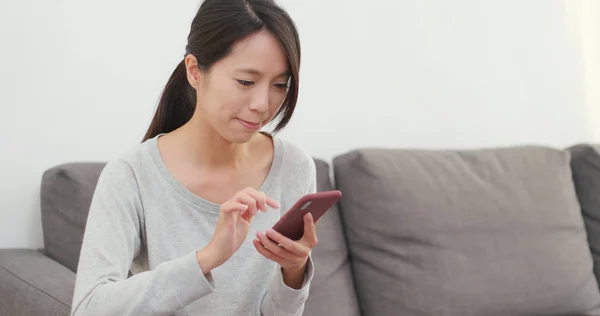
[218,30,290,76]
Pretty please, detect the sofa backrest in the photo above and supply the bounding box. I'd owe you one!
[332,145,600,316]
[40,162,107,272]
[41,144,600,316]
[569,145,600,285]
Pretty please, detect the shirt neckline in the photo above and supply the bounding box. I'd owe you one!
[147,131,283,214]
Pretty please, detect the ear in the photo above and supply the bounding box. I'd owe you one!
[184,54,203,90]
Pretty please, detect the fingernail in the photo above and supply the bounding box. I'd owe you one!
[267,228,275,234]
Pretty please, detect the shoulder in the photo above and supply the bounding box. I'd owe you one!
[275,137,316,192]
[278,137,315,169]
[96,139,154,189]
[89,141,155,219]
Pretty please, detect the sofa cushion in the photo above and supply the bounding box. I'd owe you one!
[41,162,107,272]
[333,146,600,316]
[0,248,75,316]
[569,144,600,287]
[304,159,361,316]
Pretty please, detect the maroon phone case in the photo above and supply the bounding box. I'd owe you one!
[272,190,342,241]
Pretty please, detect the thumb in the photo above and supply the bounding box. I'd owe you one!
[301,212,317,246]
[240,207,254,223]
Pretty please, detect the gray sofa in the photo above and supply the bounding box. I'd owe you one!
[2,144,600,315]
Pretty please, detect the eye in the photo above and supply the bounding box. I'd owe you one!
[274,83,289,90]
[237,80,254,86]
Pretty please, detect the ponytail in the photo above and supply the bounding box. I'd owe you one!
[142,59,196,142]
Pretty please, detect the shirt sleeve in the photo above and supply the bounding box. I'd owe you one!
[260,158,318,316]
[70,160,216,316]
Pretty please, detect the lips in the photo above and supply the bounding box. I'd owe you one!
[237,118,262,130]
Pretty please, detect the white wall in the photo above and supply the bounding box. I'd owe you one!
[280,0,600,155]
[573,0,600,142]
[1,0,599,249]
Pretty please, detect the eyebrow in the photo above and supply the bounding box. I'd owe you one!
[237,68,290,78]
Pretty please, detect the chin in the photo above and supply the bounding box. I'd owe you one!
[223,130,258,144]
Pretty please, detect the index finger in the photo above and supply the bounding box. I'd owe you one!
[245,188,280,210]
[265,196,280,209]
[265,228,307,255]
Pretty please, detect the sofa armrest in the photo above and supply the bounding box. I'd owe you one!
[0,248,75,316]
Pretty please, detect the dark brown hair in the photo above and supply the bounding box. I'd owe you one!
[142,0,301,142]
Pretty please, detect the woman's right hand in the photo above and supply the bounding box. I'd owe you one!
[196,187,279,274]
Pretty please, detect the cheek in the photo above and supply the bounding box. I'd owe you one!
[210,81,248,118]
[269,92,288,114]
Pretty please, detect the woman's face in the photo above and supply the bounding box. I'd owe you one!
[186,30,291,143]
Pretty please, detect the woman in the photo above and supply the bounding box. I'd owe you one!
[70,0,318,315]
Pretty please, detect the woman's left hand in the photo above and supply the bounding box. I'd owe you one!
[253,212,318,287]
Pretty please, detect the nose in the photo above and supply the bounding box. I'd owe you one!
[248,86,270,114]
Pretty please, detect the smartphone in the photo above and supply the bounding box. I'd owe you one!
[271,190,342,241]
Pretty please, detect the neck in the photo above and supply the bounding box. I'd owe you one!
[169,114,251,169]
